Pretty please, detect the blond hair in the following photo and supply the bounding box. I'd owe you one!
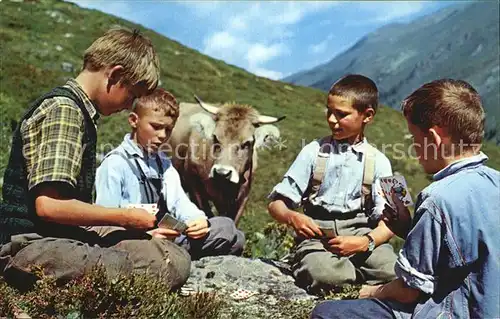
[83,26,160,91]
[134,88,179,119]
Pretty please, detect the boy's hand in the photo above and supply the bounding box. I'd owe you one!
[121,208,157,230]
[324,236,368,256]
[382,192,412,238]
[359,284,383,299]
[147,227,181,240]
[289,212,322,239]
[185,218,210,239]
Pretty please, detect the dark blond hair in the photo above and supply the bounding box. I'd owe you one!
[134,88,179,119]
[83,26,160,91]
[328,74,379,113]
[402,79,485,146]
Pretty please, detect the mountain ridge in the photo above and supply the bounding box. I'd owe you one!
[284,2,500,143]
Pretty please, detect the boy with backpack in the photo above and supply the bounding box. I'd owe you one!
[268,74,397,293]
[311,79,500,318]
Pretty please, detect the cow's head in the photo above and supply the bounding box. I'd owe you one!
[189,96,285,184]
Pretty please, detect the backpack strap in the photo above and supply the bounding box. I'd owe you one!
[361,143,377,214]
[306,136,332,202]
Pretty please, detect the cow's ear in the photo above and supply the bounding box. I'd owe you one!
[189,113,216,139]
[254,124,280,149]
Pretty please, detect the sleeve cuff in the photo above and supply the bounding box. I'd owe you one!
[395,250,437,294]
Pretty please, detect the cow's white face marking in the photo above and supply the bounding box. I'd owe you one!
[209,164,239,184]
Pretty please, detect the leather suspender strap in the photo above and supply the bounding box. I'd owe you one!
[361,143,376,214]
[308,136,332,201]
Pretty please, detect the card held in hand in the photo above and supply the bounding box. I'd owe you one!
[379,175,413,208]
[157,212,188,233]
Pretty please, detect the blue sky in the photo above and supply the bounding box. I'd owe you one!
[67,1,457,80]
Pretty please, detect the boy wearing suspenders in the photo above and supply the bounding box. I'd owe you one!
[268,75,397,294]
[95,89,245,259]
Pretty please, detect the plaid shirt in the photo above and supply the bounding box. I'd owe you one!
[21,79,99,190]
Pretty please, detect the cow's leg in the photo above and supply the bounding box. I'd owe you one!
[185,174,213,217]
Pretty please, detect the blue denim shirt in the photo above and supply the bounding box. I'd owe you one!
[268,137,392,219]
[95,134,206,223]
[392,152,500,319]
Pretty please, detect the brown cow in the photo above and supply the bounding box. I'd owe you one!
[167,96,285,225]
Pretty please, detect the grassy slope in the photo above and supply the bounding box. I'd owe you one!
[1,0,499,236]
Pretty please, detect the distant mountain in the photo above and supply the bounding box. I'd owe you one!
[284,2,500,143]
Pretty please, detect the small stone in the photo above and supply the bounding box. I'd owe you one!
[61,62,73,73]
[55,45,63,52]
[205,271,215,279]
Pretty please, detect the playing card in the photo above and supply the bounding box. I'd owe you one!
[230,289,258,300]
[157,213,188,233]
[380,175,413,208]
[314,220,337,239]
[126,203,158,215]
[391,175,413,206]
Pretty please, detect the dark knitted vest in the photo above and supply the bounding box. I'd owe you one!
[0,87,97,244]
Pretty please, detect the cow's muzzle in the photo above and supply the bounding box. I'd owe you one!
[209,164,239,184]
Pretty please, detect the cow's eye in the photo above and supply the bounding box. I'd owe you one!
[213,135,220,144]
[241,140,252,149]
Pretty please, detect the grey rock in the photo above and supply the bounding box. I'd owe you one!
[182,256,316,318]
[61,62,73,73]
[183,256,313,300]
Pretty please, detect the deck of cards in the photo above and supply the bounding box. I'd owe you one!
[157,212,188,233]
[314,220,337,239]
[379,175,414,208]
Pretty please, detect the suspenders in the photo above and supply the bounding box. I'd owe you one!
[304,137,377,214]
[106,151,164,204]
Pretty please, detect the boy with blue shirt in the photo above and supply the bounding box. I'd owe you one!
[95,89,245,259]
[311,79,500,318]
[268,74,397,293]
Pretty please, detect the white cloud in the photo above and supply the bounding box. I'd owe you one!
[246,43,287,67]
[251,67,283,80]
[204,31,238,53]
[349,1,427,26]
[308,35,334,55]
[199,1,339,80]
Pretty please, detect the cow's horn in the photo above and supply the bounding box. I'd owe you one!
[194,95,219,115]
[258,115,286,124]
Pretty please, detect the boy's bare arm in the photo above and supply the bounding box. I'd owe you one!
[367,220,395,246]
[268,196,322,238]
[360,278,420,304]
[34,183,156,230]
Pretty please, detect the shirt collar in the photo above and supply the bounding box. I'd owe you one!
[64,78,100,125]
[433,152,488,181]
[330,137,368,154]
[122,133,145,159]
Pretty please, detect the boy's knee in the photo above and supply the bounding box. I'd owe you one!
[208,216,245,255]
[165,244,191,289]
[294,253,357,289]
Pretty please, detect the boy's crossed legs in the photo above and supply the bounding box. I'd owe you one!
[0,226,191,291]
[291,217,396,293]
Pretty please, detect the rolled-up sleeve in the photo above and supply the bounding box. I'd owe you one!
[268,141,317,208]
[395,203,441,294]
[370,154,393,221]
[162,164,206,223]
